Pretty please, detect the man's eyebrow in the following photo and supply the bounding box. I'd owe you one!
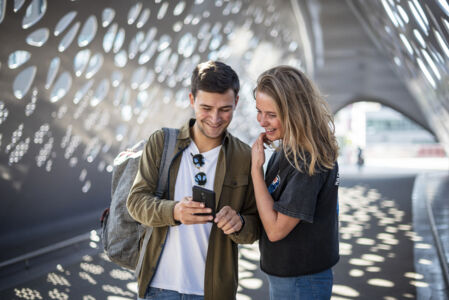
[200,104,234,109]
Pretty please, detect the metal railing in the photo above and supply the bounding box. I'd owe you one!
[0,232,91,269]
[426,191,449,290]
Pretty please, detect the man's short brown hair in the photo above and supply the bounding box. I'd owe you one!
[191,61,240,98]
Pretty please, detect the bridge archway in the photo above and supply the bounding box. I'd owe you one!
[332,96,434,137]
[334,100,446,170]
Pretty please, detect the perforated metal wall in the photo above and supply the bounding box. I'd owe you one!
[0,0,306,260]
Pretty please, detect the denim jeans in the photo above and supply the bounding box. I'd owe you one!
[266,268,333,300]
[138,287,204,300]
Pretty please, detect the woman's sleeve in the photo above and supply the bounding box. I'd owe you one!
[273,170,323,223]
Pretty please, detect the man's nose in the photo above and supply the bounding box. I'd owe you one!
[210,110,220,123]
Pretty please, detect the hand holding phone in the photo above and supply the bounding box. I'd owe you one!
[192,186,216,221]
[173,196,213,224]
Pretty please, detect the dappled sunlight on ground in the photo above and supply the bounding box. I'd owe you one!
[331,176,420,300]
[1,176,422,299]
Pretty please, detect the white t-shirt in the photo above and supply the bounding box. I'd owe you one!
[150,141,221,295]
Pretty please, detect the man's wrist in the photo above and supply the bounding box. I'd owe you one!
[236,213,245,233]
[173,201,181,224]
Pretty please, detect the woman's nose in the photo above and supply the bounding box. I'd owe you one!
[258,114,267,126]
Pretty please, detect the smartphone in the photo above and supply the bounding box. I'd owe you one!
[192,185,216,220]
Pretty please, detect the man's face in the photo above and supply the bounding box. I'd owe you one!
[189,89,239,140]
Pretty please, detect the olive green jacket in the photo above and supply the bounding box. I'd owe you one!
[127,119,260,300]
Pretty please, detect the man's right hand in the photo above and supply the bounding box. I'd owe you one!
[174,197,213,224]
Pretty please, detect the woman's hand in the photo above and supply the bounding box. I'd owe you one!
[252,133,267,171]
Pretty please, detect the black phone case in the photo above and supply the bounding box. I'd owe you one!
[192,185,216,219]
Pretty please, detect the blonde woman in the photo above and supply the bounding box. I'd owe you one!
[251,66,340,299]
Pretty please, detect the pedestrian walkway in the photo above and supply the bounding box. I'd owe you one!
[0,165,447,299]
[332,174,418,299]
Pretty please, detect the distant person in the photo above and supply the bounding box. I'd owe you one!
[357,146,365,170]
[251,66,340,299]
[127,61,260,300]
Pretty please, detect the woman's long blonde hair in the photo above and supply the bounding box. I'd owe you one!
[255,65,339,175]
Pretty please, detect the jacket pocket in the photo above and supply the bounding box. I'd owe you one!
[223,175,248,188]
[221,175,249,211]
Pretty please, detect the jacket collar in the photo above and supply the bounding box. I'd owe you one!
[178,118,230,147]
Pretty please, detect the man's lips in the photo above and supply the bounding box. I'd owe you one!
[206,122,222,128]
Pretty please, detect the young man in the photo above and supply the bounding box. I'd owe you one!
[127,61,260,300]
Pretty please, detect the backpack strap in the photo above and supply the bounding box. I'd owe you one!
[134,127,179,278]
[155,128,179,198]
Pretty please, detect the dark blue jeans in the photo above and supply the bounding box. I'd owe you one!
[138,287,204,300]
[266,268,333,300]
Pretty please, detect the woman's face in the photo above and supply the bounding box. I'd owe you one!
[255,90,283,141]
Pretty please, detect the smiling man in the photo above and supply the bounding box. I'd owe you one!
[127,61,260,300]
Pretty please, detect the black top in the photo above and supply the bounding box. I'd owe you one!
[259,150,340,276]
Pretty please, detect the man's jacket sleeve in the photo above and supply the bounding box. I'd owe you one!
[126,129,179,227]
[229,173,261,244]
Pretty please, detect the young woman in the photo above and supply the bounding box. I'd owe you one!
[251,66,340,300]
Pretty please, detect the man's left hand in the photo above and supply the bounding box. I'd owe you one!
[214,206,243,235]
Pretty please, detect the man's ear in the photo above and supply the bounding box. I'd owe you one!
[234,95,239,109]
[189,93,195,107]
